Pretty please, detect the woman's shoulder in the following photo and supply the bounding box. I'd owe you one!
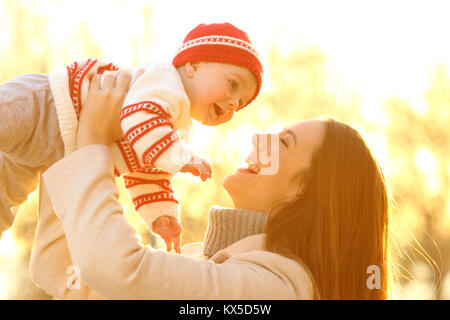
[225,235,315,299]
[180,235,314,299]
[181,242,206,259]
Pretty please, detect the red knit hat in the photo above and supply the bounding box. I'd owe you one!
[172,22,263,111]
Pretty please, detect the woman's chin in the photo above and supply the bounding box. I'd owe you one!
[223,168,258,193]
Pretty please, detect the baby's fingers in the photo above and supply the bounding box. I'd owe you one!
[173,235,181,254]
[202,159,212,178]
[164,237,173,252]
[199,163,211,181]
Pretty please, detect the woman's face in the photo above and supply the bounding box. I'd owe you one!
[223,119,326,213]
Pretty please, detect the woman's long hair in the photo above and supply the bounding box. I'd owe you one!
[266,118,392,299]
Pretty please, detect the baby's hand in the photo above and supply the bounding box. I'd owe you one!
[152,216,182,253]
[180,156,212,181]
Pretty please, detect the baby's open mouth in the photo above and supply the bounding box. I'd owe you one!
[213,103,224,117]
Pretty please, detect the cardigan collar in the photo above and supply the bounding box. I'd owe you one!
[201,205,268,257]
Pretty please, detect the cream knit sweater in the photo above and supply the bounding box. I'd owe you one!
[49,59,194,229]
[30,145,313,299]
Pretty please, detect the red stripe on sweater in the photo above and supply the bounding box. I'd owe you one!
[123,176,173,192]
[67,61,78,104]
[67,59,119,117]
[115,139,140,172]
[142,130,179,166]
[76,59,97,115]
[120,101,172,121]
[69,58,97,116]
[67,62,76,85]
[133,191,179,211]
[67,61,78,81]
[125,116,173,147]
[136,166,171,175]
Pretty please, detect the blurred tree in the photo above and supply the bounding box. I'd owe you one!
[255,46,362,125]
[216,46,448,299]
[0,0,106,299]
[1,0,52,80]
[1,0,448,299]
[383,64,450,299]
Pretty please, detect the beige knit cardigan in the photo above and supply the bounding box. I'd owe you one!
[29,144,313,300]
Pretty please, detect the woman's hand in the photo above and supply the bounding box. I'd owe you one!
[77,71,132,149]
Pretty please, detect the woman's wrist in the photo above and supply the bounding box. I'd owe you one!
[77,124,109,149]
[76,71,130,149]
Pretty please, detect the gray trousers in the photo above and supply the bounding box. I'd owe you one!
[0,74,65,235]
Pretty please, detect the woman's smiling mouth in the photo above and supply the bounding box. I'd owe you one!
[242,156,260,174]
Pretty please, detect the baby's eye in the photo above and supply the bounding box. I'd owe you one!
[229,80,238,90]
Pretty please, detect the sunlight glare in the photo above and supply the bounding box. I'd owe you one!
[189,123,271,168]
[359,98,388,126]
[0,230,17,258]
[365,132,389,172]
[415,147,441,196]
[415,147,437,176]
[0,6,11,53]
[0,269,11,299]
[1,0,450,300]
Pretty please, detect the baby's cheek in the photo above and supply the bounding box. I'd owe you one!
[219,111,234,124]
[209,83,229,99]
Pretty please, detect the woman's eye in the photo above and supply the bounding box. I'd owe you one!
[280,138,288,148]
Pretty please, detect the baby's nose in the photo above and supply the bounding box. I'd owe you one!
[229,98,240,111]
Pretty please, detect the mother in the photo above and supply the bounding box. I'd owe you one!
[30,73,391,300]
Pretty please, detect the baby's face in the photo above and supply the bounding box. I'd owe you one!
[183,62,257,126]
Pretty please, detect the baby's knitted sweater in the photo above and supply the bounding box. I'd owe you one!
[48,59,194,228]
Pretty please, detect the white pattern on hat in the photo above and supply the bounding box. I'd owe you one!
[175,35,261,61]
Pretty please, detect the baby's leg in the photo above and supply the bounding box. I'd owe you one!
[0,74,64,235]
[0,153,40,233]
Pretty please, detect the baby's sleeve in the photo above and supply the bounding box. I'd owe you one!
[120,64,193,174]
[122,167,179,231]
[109,139,180,231]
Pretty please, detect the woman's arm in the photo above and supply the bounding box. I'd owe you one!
[29,182,105,299]
[36,70,309,299]
[42,144,305,299]
[29,71,131,299]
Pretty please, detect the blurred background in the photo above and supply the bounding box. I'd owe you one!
[0,0,449,299]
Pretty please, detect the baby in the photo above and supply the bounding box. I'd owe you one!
[0,22,263,250]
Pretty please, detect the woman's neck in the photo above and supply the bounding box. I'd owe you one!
[230,199,270,215]
[202,206,268,257]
